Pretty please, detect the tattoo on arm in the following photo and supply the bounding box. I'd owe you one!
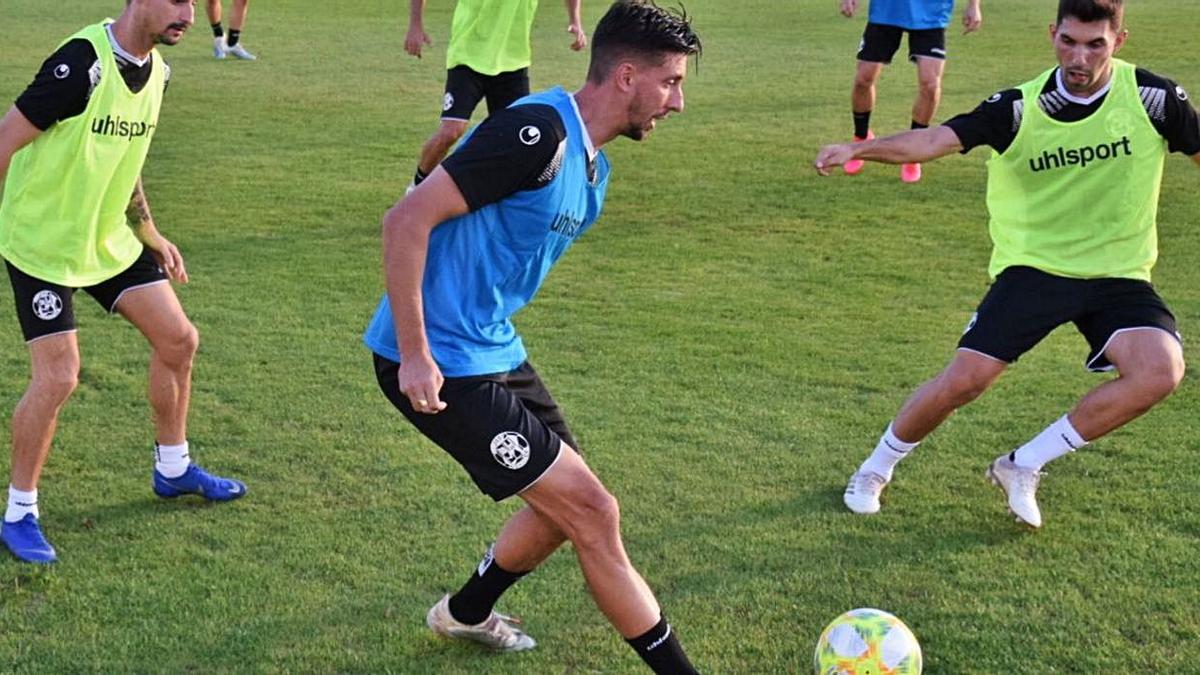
[126,178,151,228]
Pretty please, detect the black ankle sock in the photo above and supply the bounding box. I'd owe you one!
[853,110,872,139]
[447,547,527,625]
[413,167,429,186]
[911,120,929,130]
[626,616,698,675]
[211,23,223,38]
[227,29,241,48]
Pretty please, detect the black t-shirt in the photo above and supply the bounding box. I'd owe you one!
[14,37,169,131]
[441,103,569,211]
[945,67,1200,155]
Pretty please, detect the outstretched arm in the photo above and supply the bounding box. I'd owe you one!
[383,168,469,415]
[0,106,42,191]
[565,0,587,51]
[405,0,432,58]
[962,0,982,34]
[127,177,188,283]
[814,126,963,175]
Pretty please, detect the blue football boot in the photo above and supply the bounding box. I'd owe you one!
[1,514,58,564]
[153,464,247,501]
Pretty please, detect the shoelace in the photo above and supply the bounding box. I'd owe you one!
[481,612,527,648]
[850,472,887,495]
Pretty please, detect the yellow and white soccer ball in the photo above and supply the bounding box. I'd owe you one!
[813,608,922,675]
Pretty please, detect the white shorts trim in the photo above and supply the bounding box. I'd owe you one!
[1085,326,1183,372]
[110,279,169,314]
[439,116,470,123]
[26,328,78,345]
[956,346,1009,364]
[516,441,567,497]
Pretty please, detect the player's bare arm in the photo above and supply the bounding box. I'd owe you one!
[815,126,963,175]
[963,0,983,34]
[127,177,188,284]
[565,0,588,51]
[839,0,858,19]
[382,168,469,414]
[0,107,42,187]
[405,0,432,58]
[1192,152,1200,169]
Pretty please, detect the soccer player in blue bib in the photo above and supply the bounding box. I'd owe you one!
[364,2,701,672]
[839,0,983,182]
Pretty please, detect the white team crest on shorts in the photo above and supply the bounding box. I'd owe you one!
[443,92,455,112]
[32,290,63,321]
[54,63,71,80]
[1176,85,1189,102]
[490,431,531,470]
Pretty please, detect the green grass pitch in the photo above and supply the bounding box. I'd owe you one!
[1,0,1197,671]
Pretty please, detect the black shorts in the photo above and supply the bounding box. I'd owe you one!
[5,248,167,342]
[957,266,1182,372]
[857,23,946,63]
[441,65,530,121]
[374,353,579,501]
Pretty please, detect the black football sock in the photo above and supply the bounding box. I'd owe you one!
[413,167,429,186]
[911,120,929,130]
[227,29,241,48]
[211,23,224,38]
[447,546,528,625]
[853,110,872,139]
[626,616,698,675]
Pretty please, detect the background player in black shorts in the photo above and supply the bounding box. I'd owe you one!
[816,0,1200,528]
[403,0,587,194]
[839,0,982,182]
[0,0,245,565]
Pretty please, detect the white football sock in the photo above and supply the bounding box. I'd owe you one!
[1011,415,1087,471]
[860,423,919,479]
[5,486,39,523]
[154,441,191,479]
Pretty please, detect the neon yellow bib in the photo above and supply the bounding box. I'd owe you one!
[0,22,163,287]
[985,59,1165,281]
[446,0,538,76]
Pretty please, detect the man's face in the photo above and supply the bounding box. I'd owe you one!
[136,0,196,46]
[1050,16,1126,95]
[621,53,688,141]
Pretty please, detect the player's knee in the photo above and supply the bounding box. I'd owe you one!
[853,72,877,92]
[32,363,80,403]
[1137,354,1184,403]
[160,322,199,367]
[434,123,467,148]
[939,370,991,407]
[917,77,941,101]
[563,486,621,550]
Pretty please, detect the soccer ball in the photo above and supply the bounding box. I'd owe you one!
[813,608,922,675]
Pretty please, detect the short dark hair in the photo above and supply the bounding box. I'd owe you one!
[586,1,702,84]
[1057,0,1124,31]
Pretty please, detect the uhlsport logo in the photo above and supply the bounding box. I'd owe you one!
[32,290,63,321]
[91,114,156,141]
[490,431,530,470]
[53,63,71,80]
[519,125,541,145]
[443,92,455,112]
[962,312,978,335]
[1028,136,1131,173]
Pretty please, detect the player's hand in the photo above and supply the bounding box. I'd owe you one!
[145,233,188,283]
[567,23,588,51]
[814,143,856,176]
[405,25,433,58]
[839,0,858,18]
[962,5,982,34]
[399,352,447,415]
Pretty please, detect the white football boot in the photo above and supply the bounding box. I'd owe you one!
[225,42,257,60]
[986,455,1043,528]
[426,594,536,652]
[844,470,890,515]
[213,36,227,59]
